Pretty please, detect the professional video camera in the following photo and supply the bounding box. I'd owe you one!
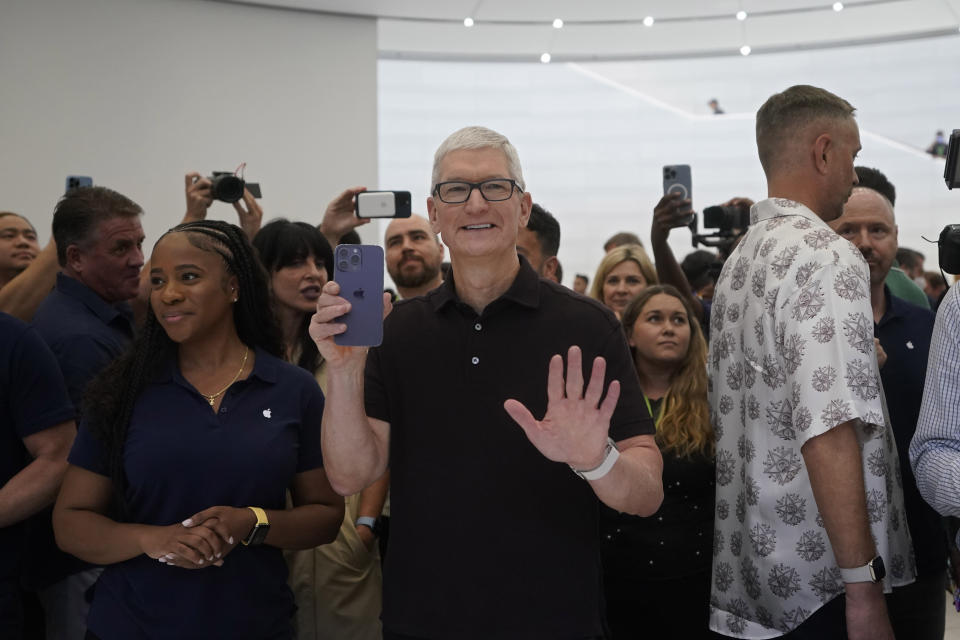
[208,171,262,203]
[689,202,751,256]
[934,131,960,275]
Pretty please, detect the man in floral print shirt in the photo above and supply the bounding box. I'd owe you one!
[709,85,914,639]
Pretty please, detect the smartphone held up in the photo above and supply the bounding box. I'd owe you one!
[355,191,411,218]
[662,165,693,224]
[333,244,384,347]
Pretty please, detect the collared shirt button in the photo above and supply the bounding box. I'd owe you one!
[474,323,482,331]
[471,356,479,365]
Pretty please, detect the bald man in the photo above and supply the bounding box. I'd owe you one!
[384,215,444,300]
[831,170,943,640]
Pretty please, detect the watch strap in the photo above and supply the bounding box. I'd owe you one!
[570,438,620,481]
[241,506,269,546]
[356,516,378,533]
[839,556,884,583]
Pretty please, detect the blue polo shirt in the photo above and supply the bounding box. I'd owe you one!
[0,313,74,580]
[68,348,324,640]
[875,287,944,577]
[32,273,135,411]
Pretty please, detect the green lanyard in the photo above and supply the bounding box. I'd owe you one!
[643,394,663,428]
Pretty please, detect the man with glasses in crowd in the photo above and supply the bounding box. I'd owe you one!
[311,126,663,639]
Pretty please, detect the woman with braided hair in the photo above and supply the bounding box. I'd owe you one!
[53,220,344,640]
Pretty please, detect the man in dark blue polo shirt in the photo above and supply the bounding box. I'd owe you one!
[0,312,75,640]
[31,186,145,640]
[312,126,664,639]
[830,169,944,640]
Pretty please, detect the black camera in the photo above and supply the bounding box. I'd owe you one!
[945,129,960,190]
[702,205,751,231]
[209,172,262,203]
[689,202,752,257]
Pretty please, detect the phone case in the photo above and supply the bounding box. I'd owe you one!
[663,165,693,219]
[333,244,384,347]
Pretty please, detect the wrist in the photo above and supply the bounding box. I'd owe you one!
[570,438,620,481]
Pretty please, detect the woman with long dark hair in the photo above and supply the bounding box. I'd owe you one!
[53,220,343,639]
[601,284,719,639]
[253,219,387,640]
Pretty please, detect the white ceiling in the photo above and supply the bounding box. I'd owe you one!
[220,0,960,60]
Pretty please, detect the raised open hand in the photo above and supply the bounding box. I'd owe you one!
[503,345,620,470]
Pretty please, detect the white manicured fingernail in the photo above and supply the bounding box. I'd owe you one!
[228,536,234,545]
[182,518,193,526]
[216,553,222,558]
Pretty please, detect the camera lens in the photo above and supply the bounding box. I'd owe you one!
[350,254,361,265]
[338,260,349,271]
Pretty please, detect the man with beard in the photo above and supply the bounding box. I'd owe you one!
[384,214,444,300]
[829,168,943,640]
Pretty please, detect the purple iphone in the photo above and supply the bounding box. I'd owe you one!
[333,244,384,347]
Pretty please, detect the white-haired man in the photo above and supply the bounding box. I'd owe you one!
[311,126,663,639]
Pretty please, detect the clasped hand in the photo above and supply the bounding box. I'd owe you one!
[142,505,256,570]
[504,345,620,471]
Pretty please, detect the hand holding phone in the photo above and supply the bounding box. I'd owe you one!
[333,245,385,347]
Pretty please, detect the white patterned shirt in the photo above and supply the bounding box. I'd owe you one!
[708,198,915,638]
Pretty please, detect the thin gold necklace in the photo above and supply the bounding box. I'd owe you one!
[201,346,249,407]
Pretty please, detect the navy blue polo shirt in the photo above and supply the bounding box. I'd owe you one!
[365,257,655,639]
[875,287,944,577]
[68,349,324,640]
[33,273,135,411]
[0,313,74,580]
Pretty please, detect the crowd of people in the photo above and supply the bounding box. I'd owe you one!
[1,83,959,640]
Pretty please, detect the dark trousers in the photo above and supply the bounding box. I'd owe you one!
[781,595,846,639]
[384,632,605,640]
[887,572,946,640]
[0,579,24,640]
[604,569,723,639]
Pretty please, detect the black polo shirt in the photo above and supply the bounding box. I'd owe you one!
[875,287,945,577]
[33,273,135,411]
[69,349,324,640]
[0,313,74,580]
[365,257,655,639]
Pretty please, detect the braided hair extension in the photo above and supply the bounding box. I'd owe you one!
[82,220,282,517]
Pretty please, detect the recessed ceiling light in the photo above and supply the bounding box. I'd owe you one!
[553,18,564,29]
[463,17,474,27]
[540,52,552,63]
[832,2,844,11]
[736,11,747,20]
[740,45,752,56]
[643,16,655,27]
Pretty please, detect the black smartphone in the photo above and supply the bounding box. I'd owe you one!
[663,165,693,223]
[66,175,93,193]
[333,244,385,347]
[355,191,412,218]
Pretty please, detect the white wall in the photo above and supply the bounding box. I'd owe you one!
[0,0,378,248]
[378,35,960,287]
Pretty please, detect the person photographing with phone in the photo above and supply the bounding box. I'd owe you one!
[310,126,663,640]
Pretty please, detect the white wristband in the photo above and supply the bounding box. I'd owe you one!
[570,438,620,481]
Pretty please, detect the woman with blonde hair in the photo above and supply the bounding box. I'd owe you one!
[589,243,657,318]
[600,284,720,639]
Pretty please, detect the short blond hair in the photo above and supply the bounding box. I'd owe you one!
[756,85,855,175]
[590,244,658,302]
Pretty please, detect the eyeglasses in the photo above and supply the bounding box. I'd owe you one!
[433,179,520,204]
